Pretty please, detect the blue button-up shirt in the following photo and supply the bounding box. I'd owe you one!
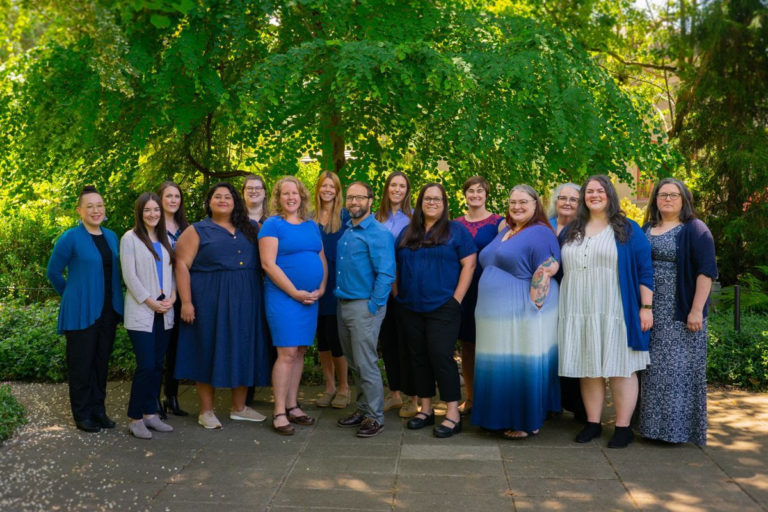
[335,214,396,314]
[381,209,410,238]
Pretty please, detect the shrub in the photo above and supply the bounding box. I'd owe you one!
[707,310,768,390]
[0,383,27,442]
[0,300,136,382]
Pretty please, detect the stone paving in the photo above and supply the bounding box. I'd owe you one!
[2,382,767,511]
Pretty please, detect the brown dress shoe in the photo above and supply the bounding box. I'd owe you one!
[356,418,384,438]
[337,410,366,428]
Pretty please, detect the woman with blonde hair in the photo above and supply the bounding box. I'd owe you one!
[260,176,328,435]
[312,171,351,409]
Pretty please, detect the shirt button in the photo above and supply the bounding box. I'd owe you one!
[239,261,243,265]
[238,250,241,254]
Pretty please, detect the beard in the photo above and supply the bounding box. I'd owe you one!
[348,206,369,219]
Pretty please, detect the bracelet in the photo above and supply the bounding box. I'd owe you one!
[641,304,653,310]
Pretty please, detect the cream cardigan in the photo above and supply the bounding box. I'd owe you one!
[120,230,175,332]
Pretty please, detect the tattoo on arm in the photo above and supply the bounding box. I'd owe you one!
[530,257,556,307]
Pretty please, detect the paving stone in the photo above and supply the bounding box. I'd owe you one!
[394,491,515,510]
[400,443,500,460]
[395,473,509,495]
[503,446,616,479]
[270,488,394,510]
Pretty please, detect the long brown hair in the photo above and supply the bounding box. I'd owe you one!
[132,192,175,265]
[399,183,451,249]
[156,181,189,233]
[312,171,343,233]
[505,184,554,234]
[643,177,698,227]
[375,171,413,222]
[565,175,630,244]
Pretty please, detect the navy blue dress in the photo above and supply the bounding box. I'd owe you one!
[317,209,350,317]
[175,218,268,387]
[455,214,503,343]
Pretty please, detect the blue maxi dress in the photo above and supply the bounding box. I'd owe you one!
[175,218,268,388]
[472,224,562,432]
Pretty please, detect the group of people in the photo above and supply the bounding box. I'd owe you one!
[47,171,716,447]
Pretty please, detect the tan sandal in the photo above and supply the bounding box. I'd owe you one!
[502,429,539,440]
[316,391,335,408]
[331,391,351,409]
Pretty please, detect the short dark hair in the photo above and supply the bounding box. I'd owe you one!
[77,185,101,206]
[347,181,373,198]
[643,177,698,227]
[462,175,490,195]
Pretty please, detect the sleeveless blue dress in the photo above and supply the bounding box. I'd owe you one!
[259,216,324,347]
[175,218,268,387]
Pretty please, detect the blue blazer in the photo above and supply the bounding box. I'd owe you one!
[47,223,124,334]
[559,219,654,351]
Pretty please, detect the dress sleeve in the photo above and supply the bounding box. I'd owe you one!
[528,226,561,270]
[258,216,279,239]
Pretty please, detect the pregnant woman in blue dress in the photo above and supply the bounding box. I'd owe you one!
[260,176,327,435]
[174,183,268,429]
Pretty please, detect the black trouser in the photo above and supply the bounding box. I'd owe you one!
[398,299,462,403]
[163,299,182,399]
[64,308,119,422]
[379,297,416,396]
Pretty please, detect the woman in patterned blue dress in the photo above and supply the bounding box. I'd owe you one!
[454,176,503,416]
[175,183,267,429]
[472,185,561,439]
[638,178,717,445]
[260,176,327,435]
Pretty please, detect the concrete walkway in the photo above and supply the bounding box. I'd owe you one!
[2,382,767,511]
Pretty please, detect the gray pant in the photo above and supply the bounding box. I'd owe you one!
[337,300,387,424]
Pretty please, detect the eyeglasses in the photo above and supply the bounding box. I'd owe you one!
[346,195,371,202]
[658,192,681,200]
[557,196,579,204]
[508,199,531,207]
[423,197,443,204]
[245,186,264,192]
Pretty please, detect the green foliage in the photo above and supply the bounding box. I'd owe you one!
[0,383,27,443]
[0,300,136,382]
[716,266,768,314]
[707,310,768,390]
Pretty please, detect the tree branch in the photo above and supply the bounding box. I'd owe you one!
[590,47,677,72]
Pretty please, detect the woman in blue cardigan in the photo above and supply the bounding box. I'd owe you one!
[558,175,653,449]
[638,178,717,445]
[46,186,124,433]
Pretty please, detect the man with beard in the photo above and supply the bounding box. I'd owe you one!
[335,181,396,437]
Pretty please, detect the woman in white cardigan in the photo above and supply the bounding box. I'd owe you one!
[120,192,177,439]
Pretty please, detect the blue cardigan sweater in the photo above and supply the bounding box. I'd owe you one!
[644,219,718,322]
[47,223,124,334]
[559,219,654,351]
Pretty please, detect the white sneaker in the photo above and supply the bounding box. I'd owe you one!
[230,406,266,423]
[198,411,222,429]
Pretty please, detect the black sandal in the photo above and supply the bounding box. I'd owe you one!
[272,412,295,436]
[286,405,316,426]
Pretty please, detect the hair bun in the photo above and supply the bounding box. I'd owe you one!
[81,185,98,194]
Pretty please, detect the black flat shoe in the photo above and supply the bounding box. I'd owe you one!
[433,417,462,438]
[607,426,634,449]
[75,419,101,433]
[406,411,435,430]
[157,398,167,420]
[92,413,116,429]
[574,421,602,443]
[164,396,189,417]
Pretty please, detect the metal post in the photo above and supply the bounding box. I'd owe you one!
[734,285,741,332]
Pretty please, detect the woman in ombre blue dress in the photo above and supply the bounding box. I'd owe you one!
[472,185,561,439]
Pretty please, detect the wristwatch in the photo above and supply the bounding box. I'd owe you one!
[641,304,653,310]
